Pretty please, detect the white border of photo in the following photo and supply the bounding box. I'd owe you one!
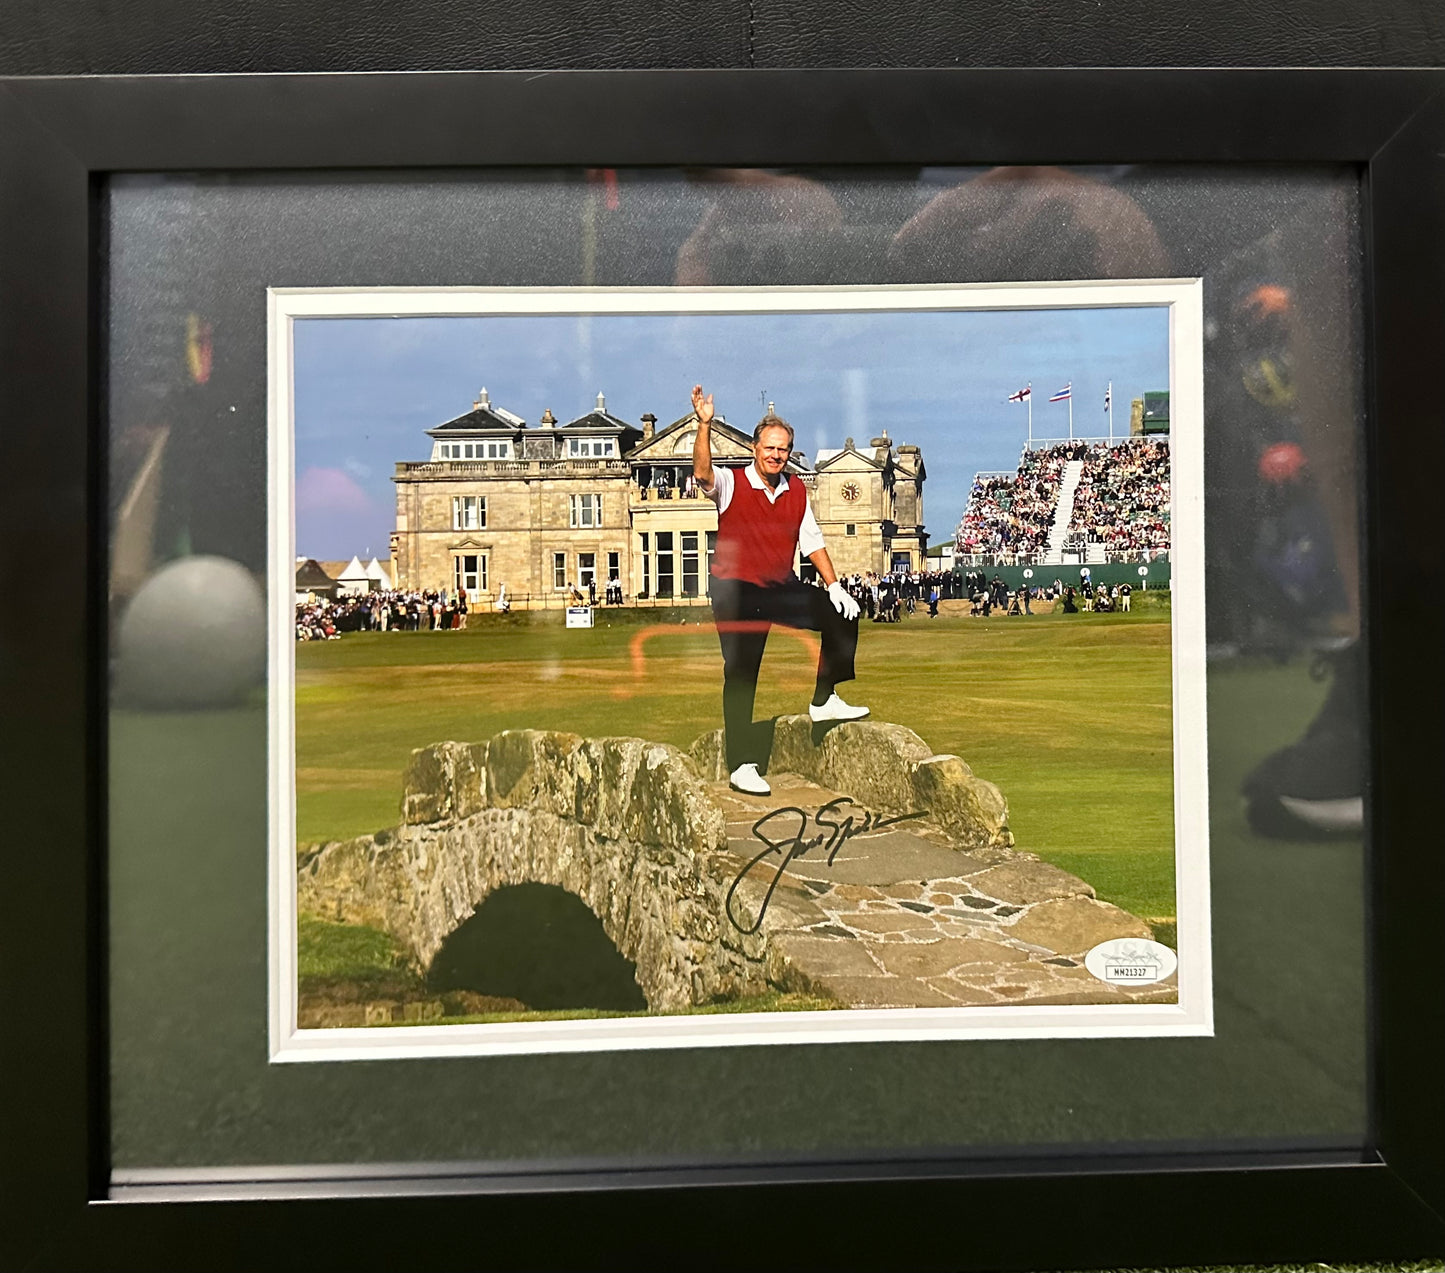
[266,281,1210,1062]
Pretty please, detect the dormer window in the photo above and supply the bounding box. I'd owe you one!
[435,439,512,460]
[568,437,615,458]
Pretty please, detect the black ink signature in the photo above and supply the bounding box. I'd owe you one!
[725,797,923,934]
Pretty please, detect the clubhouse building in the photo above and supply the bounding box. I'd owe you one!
[389,389,927,608]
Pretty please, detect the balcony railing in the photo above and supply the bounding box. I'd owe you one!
[634,486,709,501]
[397,459,631,477]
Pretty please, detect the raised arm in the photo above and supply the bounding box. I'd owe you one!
[691,384,716,491]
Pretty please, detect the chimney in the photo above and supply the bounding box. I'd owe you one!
[540,408,556,428]
[595,390,607,413]
[640,412,657,441]
[473,387,490,411]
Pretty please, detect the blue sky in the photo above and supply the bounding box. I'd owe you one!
[293,306,1170,561]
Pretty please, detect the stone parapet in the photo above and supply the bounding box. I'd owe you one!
[400,731,727,858]
[689,715,1013,850]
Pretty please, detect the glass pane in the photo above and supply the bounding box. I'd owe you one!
[106,164,1368,1181]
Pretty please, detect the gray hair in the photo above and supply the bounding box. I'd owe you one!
[753,412,794,448]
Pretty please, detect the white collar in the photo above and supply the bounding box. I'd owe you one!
[745,462,789,497]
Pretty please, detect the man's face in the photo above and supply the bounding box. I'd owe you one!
[753,426,792,480]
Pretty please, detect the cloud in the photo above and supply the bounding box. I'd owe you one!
[296,467,392,560]
[343,456,373,481]
[296,466,374,516]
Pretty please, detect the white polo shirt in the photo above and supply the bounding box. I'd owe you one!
[707,464,825,558]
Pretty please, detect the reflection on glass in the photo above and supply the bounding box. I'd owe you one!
[106,165,1367,1177]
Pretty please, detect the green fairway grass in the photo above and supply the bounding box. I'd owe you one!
[297,592,1177,921]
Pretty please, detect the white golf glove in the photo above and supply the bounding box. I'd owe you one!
[827,580,860,620]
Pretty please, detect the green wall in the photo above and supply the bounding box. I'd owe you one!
[952,560,1170,591]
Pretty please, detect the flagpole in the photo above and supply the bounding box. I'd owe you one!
[1027,385,1033,447]
[1068,390,1073,442]
[1107,380,1114,444]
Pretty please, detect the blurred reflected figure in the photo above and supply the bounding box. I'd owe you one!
[890,166,1169,282]
[677,170,845,287]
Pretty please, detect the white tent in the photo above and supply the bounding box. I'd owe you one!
[334,555,371,597]
[364,557,394,589]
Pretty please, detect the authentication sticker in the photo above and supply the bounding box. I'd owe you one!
[1084,938,1178,985]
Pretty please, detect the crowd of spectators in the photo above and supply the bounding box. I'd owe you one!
[955,439,1171,564]
[297,562,1142,639]
[955,442,1081,558]
[295,589,473,640]
[1061,576,1134,614]
[300,571,968,638]
[956,568,1136,618]
[831,569,960,622]
[1069,438,1171,556]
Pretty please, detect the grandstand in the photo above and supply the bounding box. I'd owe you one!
[955,438,1170,567]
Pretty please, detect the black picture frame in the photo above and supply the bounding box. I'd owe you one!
[2,69,1442,1270]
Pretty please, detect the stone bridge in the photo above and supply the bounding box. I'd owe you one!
[297,718,1172,1013]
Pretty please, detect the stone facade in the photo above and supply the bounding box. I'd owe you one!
[391,459,636,605]
[390,390,645,607]
[390,391,929,607]
[811,433,928,577]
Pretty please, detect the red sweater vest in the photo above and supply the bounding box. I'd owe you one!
[712,468,806,586]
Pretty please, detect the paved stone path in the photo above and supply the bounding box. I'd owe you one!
[711,772,1177,1008]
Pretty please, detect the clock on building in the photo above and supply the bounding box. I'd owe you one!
[840,480,861,503]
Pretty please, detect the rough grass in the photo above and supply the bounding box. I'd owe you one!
[298,913,409,981]
[296,595,1176,920]
[377,990,848,1026]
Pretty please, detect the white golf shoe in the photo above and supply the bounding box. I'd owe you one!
[808,692,870,723]
[728,763,771,795]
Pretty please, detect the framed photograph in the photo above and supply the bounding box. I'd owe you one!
[270,279,1207,1061]
[3,69,1443,1269]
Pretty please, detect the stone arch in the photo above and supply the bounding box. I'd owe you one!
[296,730,774,1011]
[427,882,648,1012]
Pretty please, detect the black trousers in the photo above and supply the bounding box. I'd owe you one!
[709,575,859,772]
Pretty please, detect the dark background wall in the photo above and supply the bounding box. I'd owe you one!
[0,0,1441,76]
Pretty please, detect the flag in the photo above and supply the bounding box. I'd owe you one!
[1104,385,1112,412]
[1007,385,1032,403]
[1049,383,1072,403]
